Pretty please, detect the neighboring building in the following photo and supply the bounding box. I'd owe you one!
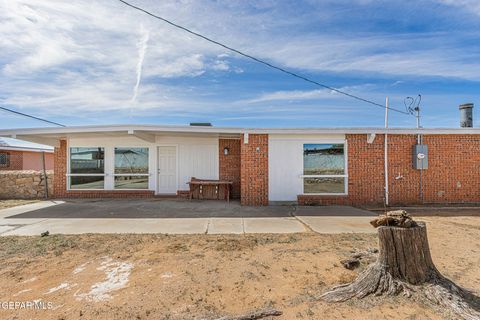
[0,137,53,171]
[0,124,480,206]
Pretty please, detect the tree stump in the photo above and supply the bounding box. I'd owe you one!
[321,222,480,320]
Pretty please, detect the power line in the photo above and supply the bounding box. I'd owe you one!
[0,106,65,127]
[117,0,411,115]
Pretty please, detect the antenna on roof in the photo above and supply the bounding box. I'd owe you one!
[404,94,421,129]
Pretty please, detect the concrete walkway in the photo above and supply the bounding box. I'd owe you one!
[0,200,376,236]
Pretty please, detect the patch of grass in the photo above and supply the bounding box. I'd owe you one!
[0,235,78,259]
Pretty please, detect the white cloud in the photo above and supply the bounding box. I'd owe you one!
[131,26,149,103]
[144,54,206,78]
[212,60,230,71]
[248,33,480,80]
[244,85,375,103]
[246,89,336,103]
[438,0,480,16]
[0,0,479,124]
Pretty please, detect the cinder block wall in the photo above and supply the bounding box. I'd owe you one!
[240,134,268,206]
[219,138,241,199]
[299,134,480,206]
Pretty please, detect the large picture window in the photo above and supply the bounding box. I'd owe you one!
[69,147,105,189]
[303,143,347,194]
[114,147,149,189]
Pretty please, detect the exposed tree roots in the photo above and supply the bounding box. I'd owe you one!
[321,263,415,302]
[424,275,480,320]
[321,222,480,320]
[321,263,480,319]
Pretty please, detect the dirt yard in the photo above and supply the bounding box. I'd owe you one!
[0,200,39,210]
[0,216,479,320]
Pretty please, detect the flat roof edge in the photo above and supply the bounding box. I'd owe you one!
[2,125,480,136]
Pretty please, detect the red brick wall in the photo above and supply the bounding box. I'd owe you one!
[298,134,385,206]
[299,134,480,206]
[0,150,23,170]
[53,140,67,197]
[389,135,480,205]
[52,134,480,205]
[55,190,155,198]
[53,139,154,198]
[219,139,241,199]
[240,134,268,205]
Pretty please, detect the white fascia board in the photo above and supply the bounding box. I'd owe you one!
[127,130,156,143]
[2,124,480,137]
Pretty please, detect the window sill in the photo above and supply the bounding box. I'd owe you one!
[300,193,348,197]
[66,189,153,192]
[67,189,105,191]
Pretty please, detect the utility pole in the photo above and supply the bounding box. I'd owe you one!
[415,100,423,203]
[384,97,389,207]
[41,151,49,199]
[416,105,420,129]
[415,103,421,143]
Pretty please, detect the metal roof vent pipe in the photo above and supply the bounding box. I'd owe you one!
[189,122,212,127]
[459,103,474,128]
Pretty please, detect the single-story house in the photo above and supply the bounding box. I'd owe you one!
[0,137,54,171]
[1,124,480,206]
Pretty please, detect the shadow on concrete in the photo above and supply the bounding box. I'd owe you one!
[5,199,376,219]
[6,199,290,219]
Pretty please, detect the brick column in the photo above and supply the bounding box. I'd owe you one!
[53,139,67,197]
[240,134,268,206]
[219,139,241,199]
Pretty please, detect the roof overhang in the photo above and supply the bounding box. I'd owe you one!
[0,146,53,153]
[1,124,480,146]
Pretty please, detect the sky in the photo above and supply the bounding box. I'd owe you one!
[1,0,480,129]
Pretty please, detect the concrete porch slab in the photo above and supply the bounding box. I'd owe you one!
[295,205,376,217]
[0,218,49,225]
[0,199,377,235]
[296,216,375,234]
[1,218,210,236]
[207,218,244,234]
[243,217,305,233]
[0,201,63,219]
[0,225,16,234]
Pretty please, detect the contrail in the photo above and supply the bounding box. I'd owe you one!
[131,26,150,103]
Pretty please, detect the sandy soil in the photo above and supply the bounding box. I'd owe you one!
[0,216,478,320]
[0,199,40,210]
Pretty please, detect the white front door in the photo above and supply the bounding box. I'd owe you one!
[157,146,177,194]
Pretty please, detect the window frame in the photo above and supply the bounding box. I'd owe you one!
[67,147,106,190]
[113,147,150,190]
[0,152,10,167]
[301,141,348,196]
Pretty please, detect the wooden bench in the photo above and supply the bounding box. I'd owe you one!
[187,178,233,202]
